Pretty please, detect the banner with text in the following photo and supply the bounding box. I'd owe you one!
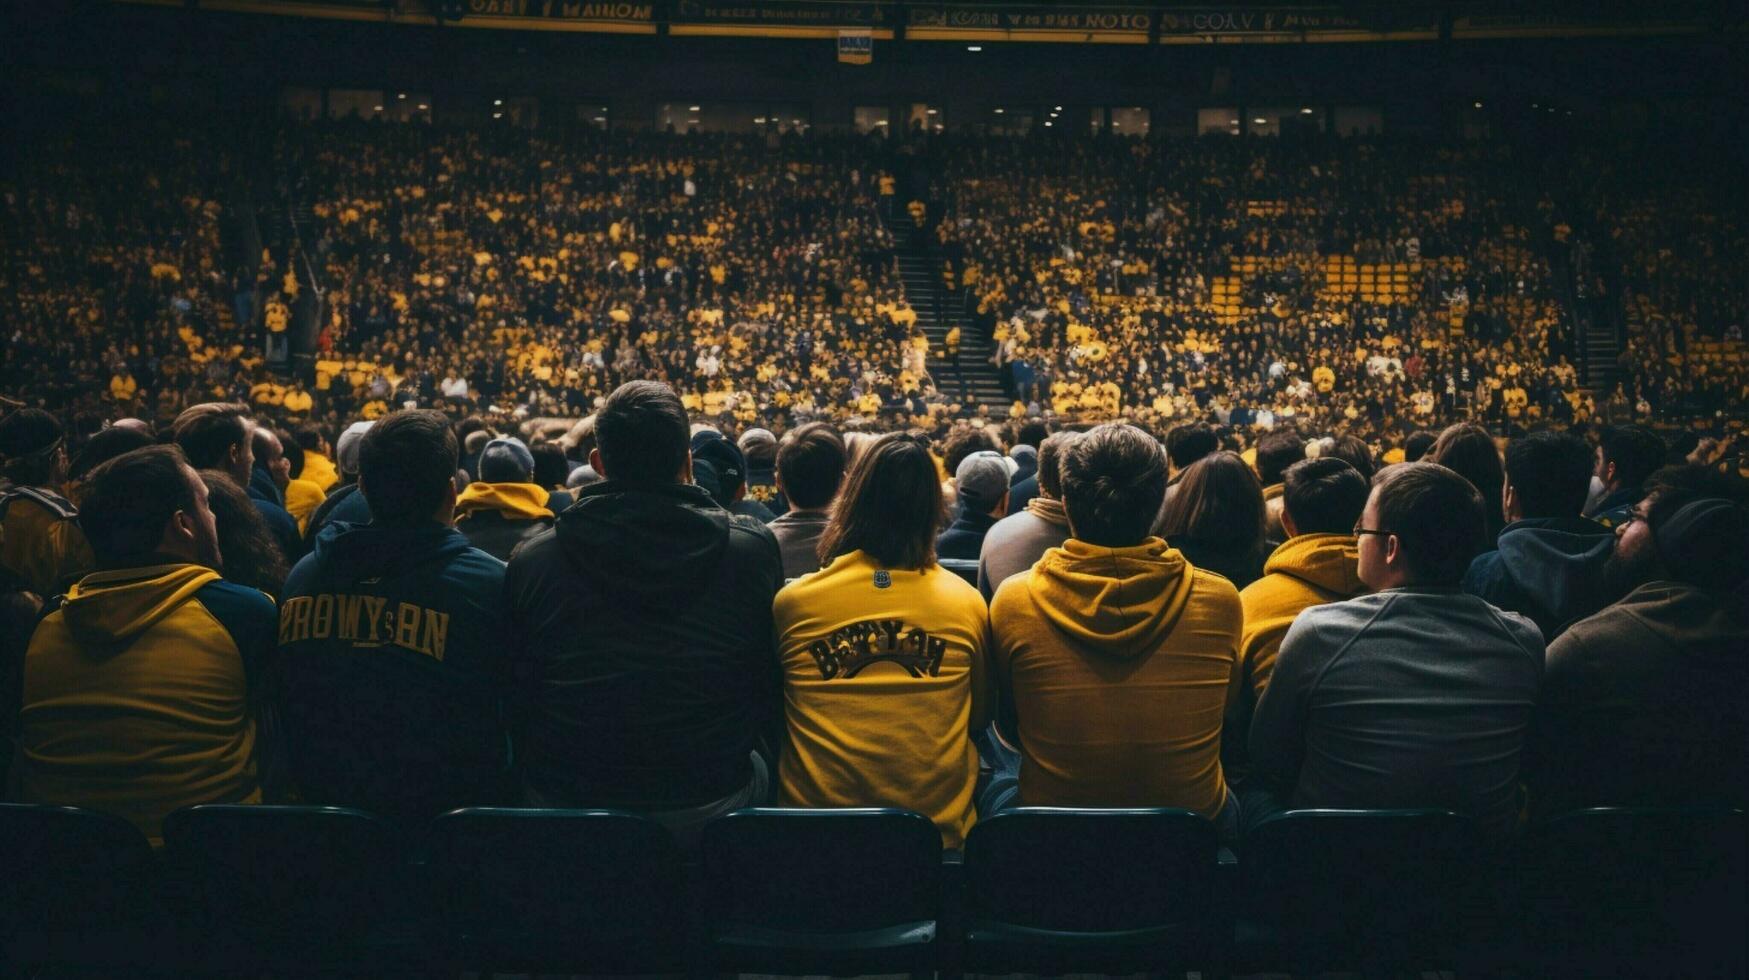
[838,28,874,63]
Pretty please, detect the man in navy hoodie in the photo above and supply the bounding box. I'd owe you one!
[276,410,510,820]
[1464,429,1615,639]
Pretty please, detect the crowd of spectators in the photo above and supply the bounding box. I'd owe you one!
[2,385,1746,854]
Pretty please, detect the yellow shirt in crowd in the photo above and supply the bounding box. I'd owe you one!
[773,549,990,848]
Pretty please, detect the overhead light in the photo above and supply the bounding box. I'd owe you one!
[1300,107,1314,114]
[493,99,503,106]
[1531,102,1539,108]
[1229,118,1238,125]
[397,93,406,100]
[967,45,982,52]
[493,112,503,119]
[1054,105,1062,111]
[926,108,938,115]
[417,103,429,111]
[754,117,766,124]
[1043,121,1053,127]
[593,116,606,122]
[373,105,383,112]
[1474,101,1483,108]
[689,105,701,111]
[994,108,1005,114]
[1254,117,1266,125]
[1049,112,1059,118]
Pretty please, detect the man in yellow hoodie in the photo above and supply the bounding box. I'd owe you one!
[988,424,1243,839]
[0,409,93,599]
[17,444,274,844]
[1227,457,1369,783]
[452,437,555,561]
[294,424,340,493]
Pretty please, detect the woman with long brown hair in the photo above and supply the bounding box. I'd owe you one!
[773,432,989,847]
[199,470,290,598]
[1429,423,1507,542]
[1155,451,1269,589]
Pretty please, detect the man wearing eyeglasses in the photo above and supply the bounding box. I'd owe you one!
[1248,462,1545,838]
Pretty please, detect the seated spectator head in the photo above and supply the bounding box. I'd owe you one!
[1503,429,1595,522]
[479,437,535,484]
[78,445,220,569]
[1324,433,1379,481]
[173,402,253,486]
[942,425,1001,475]
[294,422,330,457]
[1060,423,1168,548]
[462,430,493,460]
[738,428,778,470]
[334,420,374,480]
[1015,418,1051,451]
[1595,424,1667,494]
[776,422,846,513]
[1429,422,1503,517]
[1165,422,1218,475]
[67,423,154,492]
[1255,429,1307,488]
[251,426,289,490]
[566,464,602,490]
[1358,462,1488,590]
[1281,457,1369,537]
[591,380,691,486]
[955,451,1012,519]
[1404,430,1438,463]
[1035,431,1081,502]
[0,408,69,488]
[1158,451,1266,553]
[692,436,747,508]
[531,442,570,490]
[358,410,459,527]
[818,432,943,570]
[455,416,489,453]
[276,430,305,482]
[1603,464,1749,597]
[197,470,288,595]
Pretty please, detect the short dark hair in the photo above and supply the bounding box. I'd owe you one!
[277,430,306,480]
[1325,434,1378,481]
[294,423,328,453]
[358,410,458,525]
[1504,429,1593,519]
[1598,425,1666,490]
[68,425,154,485]
[1037,431,1080,501]
[595,381,690,485]
[173,403,251,470]
[0,408,65,485]
[531,442,569,490]
[78,445,196,564]
[1166,422,1218,471]
[198,470,288,594]
[1015,419,1050,450]
[1371,462,1488,585]
[1404,430,1438,463]
[1255,429,1306,487]
[777,423,847,511]
[1061,424,1168,547]
[942,426,1001,475]
[1282,457,1369,536]
[818,433,942,569]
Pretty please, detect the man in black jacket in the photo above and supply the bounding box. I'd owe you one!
[453,437,555,561]
[505,381,783,843]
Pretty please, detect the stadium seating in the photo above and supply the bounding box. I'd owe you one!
[962,807,1224,975]
[937,556,981,585]
[701,807,942,974]
[5,801,1740,975]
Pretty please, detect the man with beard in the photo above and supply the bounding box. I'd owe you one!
[15,445,274,843]
[1531,465,1749,818]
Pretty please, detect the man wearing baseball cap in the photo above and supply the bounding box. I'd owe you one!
[1534,464,1749,817]
[302,420,376,547]
[452,437,555,560]
[937,450,1013,561]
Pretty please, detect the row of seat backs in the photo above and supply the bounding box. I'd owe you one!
[0,803,1741,977]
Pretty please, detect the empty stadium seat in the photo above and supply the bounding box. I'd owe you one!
[161,804,416,974]
[1517,806,1747,977]
[1236,808,1485,975]
[0,803,171,975]
[962,807,1224,975]
[700,807,943,974]
[426,807,691,974]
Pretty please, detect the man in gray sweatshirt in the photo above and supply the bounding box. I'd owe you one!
[1249,462,1545,838]
[978,432,1080,600]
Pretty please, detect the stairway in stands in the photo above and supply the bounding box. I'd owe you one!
[1582,320,1622,393]
[886,210,1010,412]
